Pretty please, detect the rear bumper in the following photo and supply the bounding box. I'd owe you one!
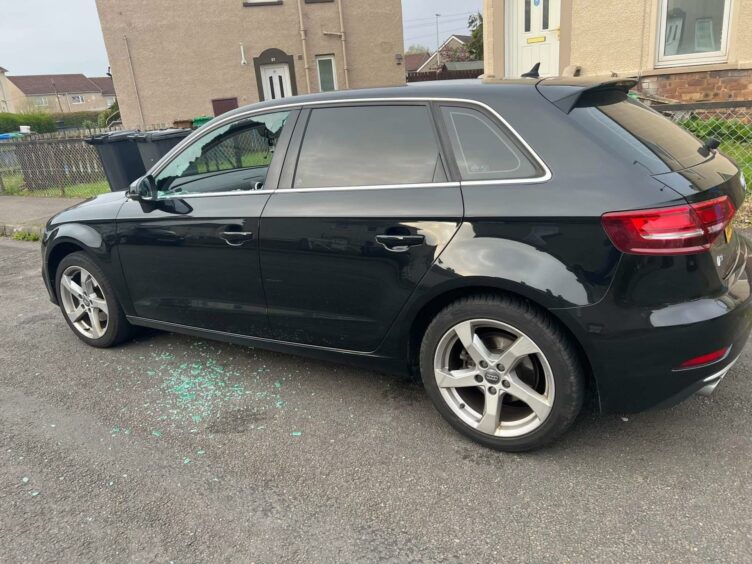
[556,235,752,413]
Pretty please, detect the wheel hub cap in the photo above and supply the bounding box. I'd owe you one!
[484,369,501,384]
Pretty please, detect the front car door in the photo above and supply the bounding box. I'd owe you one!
[258,102,463,351]
[116,109,297,336]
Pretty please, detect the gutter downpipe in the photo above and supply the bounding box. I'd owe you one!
[124,34,146,128]
[297,0,312,93]
[337,0,350,89]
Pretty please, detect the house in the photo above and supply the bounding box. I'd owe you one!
[95,0,406,129]
[0,70,116,113]
[416,35,473,72]
[89,76,118,108]
[483,0,752,101]
[404,52,431,72]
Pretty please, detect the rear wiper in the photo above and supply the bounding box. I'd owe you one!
[698,137,721,158]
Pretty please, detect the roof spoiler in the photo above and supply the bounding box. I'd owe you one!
[536,77,638,114]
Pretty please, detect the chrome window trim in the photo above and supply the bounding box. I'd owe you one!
[158,182,462,200]
[149,96,552,195]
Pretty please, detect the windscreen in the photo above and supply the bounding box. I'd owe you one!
[571,90,708,174]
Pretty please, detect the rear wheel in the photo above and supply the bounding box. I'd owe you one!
[420,294,584,451]
[56,252,133,348]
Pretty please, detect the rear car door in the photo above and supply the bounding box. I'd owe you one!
[258,102,463,351]
[116,109,297,336]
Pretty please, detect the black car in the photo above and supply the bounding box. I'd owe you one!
[42,78,750,451]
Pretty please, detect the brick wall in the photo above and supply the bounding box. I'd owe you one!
[637,69,752,102]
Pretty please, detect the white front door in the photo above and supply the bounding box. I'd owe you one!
[506,0,561,78]
[260,63,293,101]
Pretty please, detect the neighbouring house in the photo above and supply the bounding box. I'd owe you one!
[94,0,406,129]
[404,52,431,72]
[416,35,473,72]
[0,69,116,113]
[483,0,752,101]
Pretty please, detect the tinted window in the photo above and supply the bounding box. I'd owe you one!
[293,105,442,188]
[156,111,289,196]
[573,91,706,173]
[441,106,541,181]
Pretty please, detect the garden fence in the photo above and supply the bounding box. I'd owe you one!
[658,100,752,181]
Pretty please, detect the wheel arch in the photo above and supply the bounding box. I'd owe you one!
[45,223,106,302]
[404,281,600,408]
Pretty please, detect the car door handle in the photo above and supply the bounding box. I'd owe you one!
[375,234,425,252]
[220,230,254,246]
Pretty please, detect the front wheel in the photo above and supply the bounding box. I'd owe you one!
[56,252,133,348]
[420,294,585,451]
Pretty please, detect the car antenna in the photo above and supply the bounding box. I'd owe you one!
[521,62,540,78]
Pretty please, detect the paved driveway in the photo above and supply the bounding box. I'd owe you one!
[0,238,750,562]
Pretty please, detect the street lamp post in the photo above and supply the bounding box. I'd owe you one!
[435,13,441,69]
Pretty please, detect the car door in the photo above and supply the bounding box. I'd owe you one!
[116,109,297,336]
[258,102,463,351]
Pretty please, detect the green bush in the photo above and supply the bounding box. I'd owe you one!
[0,112,56,134]
[680,117,752,144]
[50,111,101,129]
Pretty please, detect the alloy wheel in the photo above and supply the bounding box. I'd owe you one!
[59,266,109,340]
[433,319,555,438]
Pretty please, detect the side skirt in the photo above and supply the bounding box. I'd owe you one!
[126,316,407,375]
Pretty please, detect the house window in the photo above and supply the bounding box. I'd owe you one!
[657,0,731,67]
[71,95,85,104]
[316,56,337,92]
[34,96,48,106]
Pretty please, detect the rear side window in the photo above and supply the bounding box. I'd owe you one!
[440,106,541,181]
[572,91,706,174]
[293,105,443,188]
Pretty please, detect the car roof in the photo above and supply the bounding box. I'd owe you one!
[221,76,634,120]
[222,79,541,119]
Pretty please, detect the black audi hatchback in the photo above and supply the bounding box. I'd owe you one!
[42,77,750,451]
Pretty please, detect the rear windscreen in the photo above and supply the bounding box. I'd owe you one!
[571,90,707,174]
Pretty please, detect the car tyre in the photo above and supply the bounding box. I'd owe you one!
[55,251,133,348]
[420,294,585,451]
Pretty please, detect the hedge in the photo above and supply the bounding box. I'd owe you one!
[680,117,752,144]
[51,111,102,129]
[0,113,56,134]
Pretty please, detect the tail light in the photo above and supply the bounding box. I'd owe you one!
[601,196,735,255]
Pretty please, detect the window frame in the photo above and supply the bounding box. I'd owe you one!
[316,55,338,93]
[34,96,48,107]
[655,0,733,68]
[150,108,300,199]
[283,102,451,191]
[146,97,550,198]
[70,94,85,105]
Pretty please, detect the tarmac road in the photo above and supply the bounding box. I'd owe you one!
[0,238,750,562]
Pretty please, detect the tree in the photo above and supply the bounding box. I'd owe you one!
[439,43,473,64]
[467,12,483,61]
[406,44,430,55]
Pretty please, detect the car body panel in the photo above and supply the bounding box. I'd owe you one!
[41,78,750,416]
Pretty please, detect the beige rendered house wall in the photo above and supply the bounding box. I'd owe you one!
[95,0,405,129]
[567,0,752,76]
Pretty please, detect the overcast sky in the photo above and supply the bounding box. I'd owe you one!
[0,0,483,76]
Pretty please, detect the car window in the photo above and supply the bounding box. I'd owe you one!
[441,106,541,181]
[293,105,443,189]
[155,111,290,196]
[583,92,706,173]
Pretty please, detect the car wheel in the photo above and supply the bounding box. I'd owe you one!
[420,294,585,451]
[55,252,133,348]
